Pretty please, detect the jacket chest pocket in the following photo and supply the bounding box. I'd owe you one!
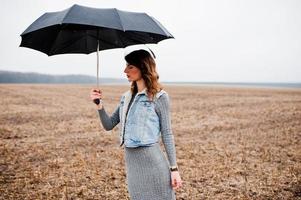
[137,100,153,114]
[135,100,157,123]
[139,100,152,109]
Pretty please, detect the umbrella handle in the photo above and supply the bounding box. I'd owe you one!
[93,99,100,105]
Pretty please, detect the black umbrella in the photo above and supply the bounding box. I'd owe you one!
[19,4,174,103]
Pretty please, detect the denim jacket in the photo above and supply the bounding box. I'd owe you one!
[119,88,167,147]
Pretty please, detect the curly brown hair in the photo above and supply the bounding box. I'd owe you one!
[125,49,163,101]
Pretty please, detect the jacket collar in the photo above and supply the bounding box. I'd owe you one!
[123,88,167,101]
[133,87,147,96]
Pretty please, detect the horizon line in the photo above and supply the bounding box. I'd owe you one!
[0,69,300,84]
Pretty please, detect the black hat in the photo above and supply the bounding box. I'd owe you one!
[125,49,154,68]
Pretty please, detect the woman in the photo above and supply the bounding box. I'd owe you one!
[90,48,182,200]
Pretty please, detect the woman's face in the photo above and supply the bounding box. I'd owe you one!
[124,63,142,82]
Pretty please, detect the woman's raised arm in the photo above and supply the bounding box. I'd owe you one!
[90,88,120,131]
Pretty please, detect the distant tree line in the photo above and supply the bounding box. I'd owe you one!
[0,70,127,84]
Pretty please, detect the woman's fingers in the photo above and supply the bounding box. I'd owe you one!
[90,88,103,101]
[172,178,176,186]
[172,178,178,189]
[91,92,102,97]
[179,180,183,187]
[90,89,102,95]
[91,88,102,92]
[173,180,182,190]
[91,94,102,100]
[177,180,182,189]
[171,173,183,190]
[90,92,101,96]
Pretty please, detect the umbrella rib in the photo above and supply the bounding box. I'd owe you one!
[48,28,63,55]
[114,9,125,32]
[61,5,74,24]
[50,5,77,55]
[113,10,127,47]
[49,29,87,55]
[148,16,173,37]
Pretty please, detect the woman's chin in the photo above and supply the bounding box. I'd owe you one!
[127,77,137,82]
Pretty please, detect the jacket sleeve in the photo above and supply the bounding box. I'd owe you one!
[97,105,120,131]
[155,93,177,167]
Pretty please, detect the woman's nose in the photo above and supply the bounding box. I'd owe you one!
[124,66,128,73]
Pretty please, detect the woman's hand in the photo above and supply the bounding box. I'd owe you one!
[90,88,103,109]
[171,171,183,190]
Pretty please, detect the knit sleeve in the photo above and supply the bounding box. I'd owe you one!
[155,93,177,167]
[97,105,120,131]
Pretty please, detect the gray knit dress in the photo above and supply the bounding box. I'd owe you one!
[98,92,177,200]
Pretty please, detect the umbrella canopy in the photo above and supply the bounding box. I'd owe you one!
[19,4,174,104]
[20,4,174,56]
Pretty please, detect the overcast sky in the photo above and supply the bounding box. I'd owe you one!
[1,0,300,82]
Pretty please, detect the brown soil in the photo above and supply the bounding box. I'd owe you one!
[0,84,300,200]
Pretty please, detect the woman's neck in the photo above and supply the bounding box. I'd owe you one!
[135,79,146,92]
